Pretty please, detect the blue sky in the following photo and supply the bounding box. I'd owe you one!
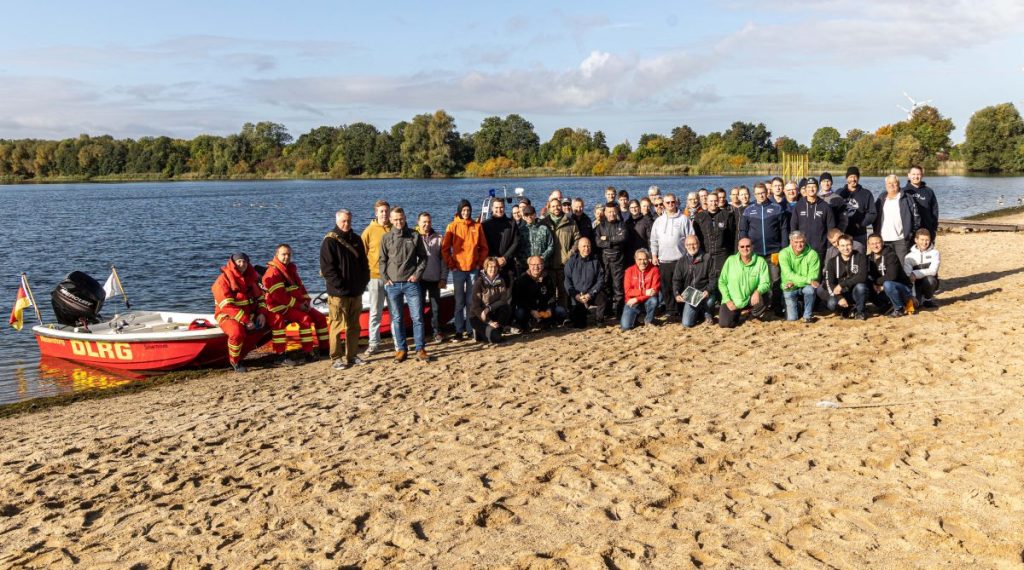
[1,0,1022,146]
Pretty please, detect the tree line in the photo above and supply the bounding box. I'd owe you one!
[1,103,1022,182]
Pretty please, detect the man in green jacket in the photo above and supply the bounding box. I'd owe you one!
[541,197,580,311]
[779,231,821,323]
[718,237,770,328]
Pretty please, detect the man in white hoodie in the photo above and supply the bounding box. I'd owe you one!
[649,193,693,317]
[902,228,940,308]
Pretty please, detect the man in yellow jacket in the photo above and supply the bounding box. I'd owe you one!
[442,199,489,341]
[361,200,391,355]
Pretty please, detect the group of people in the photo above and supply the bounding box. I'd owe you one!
[210,165,942,372]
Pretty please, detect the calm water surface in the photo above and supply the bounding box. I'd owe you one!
[1,175,1022,405]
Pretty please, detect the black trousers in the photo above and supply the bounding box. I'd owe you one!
[718,297,768,328]
[659,258,679,316]
[914,276,940,300]
[885,240,910,264]
[602,256,624,317]
[469,305,512,343]
[569,291,608,328]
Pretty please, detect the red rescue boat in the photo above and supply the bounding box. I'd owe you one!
[32,311,268,373]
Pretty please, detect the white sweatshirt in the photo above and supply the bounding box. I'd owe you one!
[903,245,940,279]
[649,211,693,262]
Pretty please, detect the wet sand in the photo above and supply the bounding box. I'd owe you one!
[2,231,1023,568]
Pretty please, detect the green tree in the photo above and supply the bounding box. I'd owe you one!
[721,121,774,162]
[774,136,802,155]
[891,105,954,168]
[500,114,540,165]
[844,134,893,173]
[611,140,632,161]
[809,127,844,163]
[669,125,701,164]
[962,103,1024,172]
[592,130,609,155]
[845,129,866,146]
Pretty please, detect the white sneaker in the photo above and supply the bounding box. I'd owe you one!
[331,360,349,370]
[363,345,378,357]
[350,356,367,366]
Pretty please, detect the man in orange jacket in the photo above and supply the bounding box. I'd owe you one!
[262,244,329,364]
[441,199,489,341]
[212,253,271,372]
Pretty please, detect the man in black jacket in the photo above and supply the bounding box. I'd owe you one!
[319,209,370,370]
[570,197,596,245]
[482,199,520,279]
[595,204,628,318]
[512,256,566,330]
[625,200,652,266]
[673,235,715,327]
[839,166,877,247]
[819,234,869,320]
[904,165,939,242]
[563,238,607,328]
[874,174,919,262]
[865,234,913,317]
[692,193,736,280]
[790,177,835,261]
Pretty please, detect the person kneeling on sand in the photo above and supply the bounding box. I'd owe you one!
[513,256,566,331]
[779,231,821,323]
[903,228,941,309]
[469,257,512,344]
[866,234,915,317]
[820,234,869,320]
[672,235,715,328]
[823,227,864,267]
[717,238,771,328]
[564,237,607,328]
[621,249,661,330]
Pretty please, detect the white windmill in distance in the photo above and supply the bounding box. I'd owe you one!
[897,92,933,119]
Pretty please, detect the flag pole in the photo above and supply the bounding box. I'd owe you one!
[20,273,43,325]
[112,266,131,309]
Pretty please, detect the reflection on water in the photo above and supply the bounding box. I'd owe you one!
[35,357,141,398]
[2,176,1024,405]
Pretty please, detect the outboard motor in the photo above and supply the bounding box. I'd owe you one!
[51,271,106,326]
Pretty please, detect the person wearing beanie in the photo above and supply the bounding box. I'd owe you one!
[442,199,489,341]
[839,165,876,247]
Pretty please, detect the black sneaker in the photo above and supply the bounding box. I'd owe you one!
[922,300,939,309]
[803,316,815,324]
[854,312,867,321]
[887,308,905,318]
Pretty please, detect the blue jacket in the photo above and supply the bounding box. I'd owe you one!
[790,198,835,256]
[563,251,605,298]
[740,201,790,256]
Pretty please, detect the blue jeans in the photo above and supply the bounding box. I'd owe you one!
[385,281,424,352]
[681,293,715,327]
[452,270,477,334]
[826,283,868,313]
[366,278,386,349]
[621,294,661,330]
[883,281,912,309]
[783,285,816,320]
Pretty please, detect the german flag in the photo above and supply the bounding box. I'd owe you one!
[8,281,33,331]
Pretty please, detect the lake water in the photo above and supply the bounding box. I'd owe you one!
[2,175,1022,405]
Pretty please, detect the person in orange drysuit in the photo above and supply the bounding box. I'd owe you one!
[261,243,329,364]
[212,252,270,372]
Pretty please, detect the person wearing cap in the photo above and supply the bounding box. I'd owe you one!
[361,200,391,356]
[904,165,938,242]
[818,172,848,233]
[541,197,580,311]
[874,174,919,263]
[442,199,489,342]
[212,252,271,372]
[321,210,371,370]
[262,243,329,366]
[778,231,821,323]
[516,204,553,269]
[839,166,877,247]
[790,177,835,261]
[717,238,771,328]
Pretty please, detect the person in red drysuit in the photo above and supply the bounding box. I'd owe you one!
[212,253,270,372]
[261,244,329,364]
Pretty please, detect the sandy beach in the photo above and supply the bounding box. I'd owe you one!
[2,230,1023,568]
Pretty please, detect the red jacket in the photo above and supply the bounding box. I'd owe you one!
[624,263,661,303]
[212,259,269,326]
[261,259,310,314]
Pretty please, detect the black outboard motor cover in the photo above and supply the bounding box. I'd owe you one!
[51,271,106,326]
